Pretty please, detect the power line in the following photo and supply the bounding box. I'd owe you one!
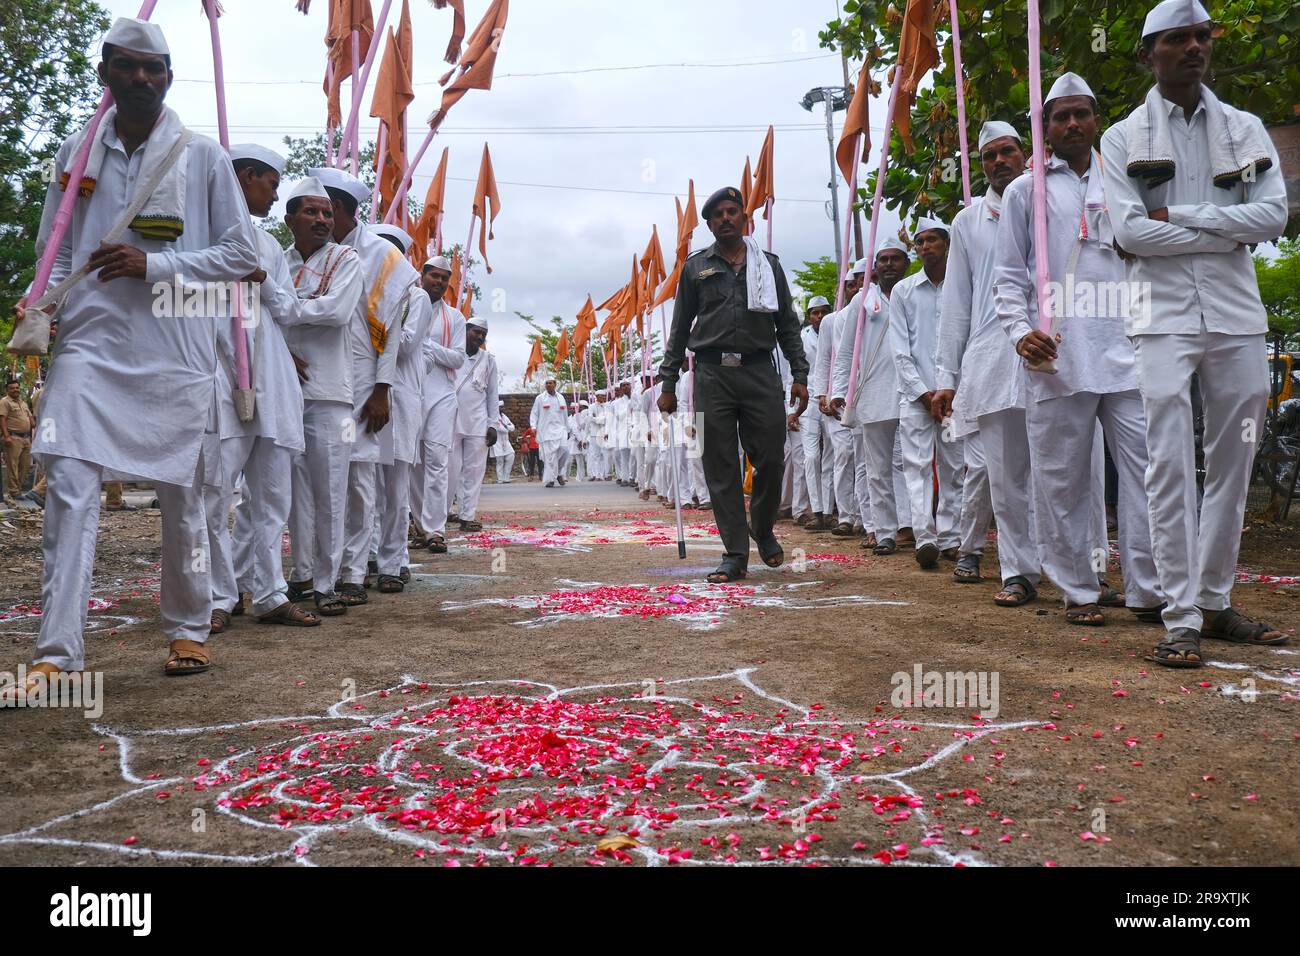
[419,174,829,204]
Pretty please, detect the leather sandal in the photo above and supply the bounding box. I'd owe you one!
[256,601,321,627]
[165,639,211,676]
[376,574,404,593]
[209,608,232,635]
[1146,627,1204,668]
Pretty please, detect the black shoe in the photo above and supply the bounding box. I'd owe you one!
[916,543,940,569]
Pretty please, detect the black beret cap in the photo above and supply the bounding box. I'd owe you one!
[701,186,744,220]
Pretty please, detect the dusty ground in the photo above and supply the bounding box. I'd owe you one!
[0,484,1296,868]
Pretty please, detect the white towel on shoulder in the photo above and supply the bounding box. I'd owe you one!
[743,235,779,313]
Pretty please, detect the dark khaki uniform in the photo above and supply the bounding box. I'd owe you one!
[659,243,808,570]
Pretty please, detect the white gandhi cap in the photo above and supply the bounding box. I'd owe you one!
[424,255,453,271]
[103,17,169,56]
[977,120,1021,151]
[229,144,286,176]
[287,177,330,203]
[371,223,413,253]
[307,167,370,204]
[1044,72,1096,106]
[1142,0,1211,38]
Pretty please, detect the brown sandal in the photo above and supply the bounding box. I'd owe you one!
[209,608,232,635]
[1201,607,1289,646]
[165,639,211,676]
[1146,628,1204,668]
[1066,603,1106,626]
[256,601,321,627]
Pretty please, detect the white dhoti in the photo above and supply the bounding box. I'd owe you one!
[1133,330,1267,632]
[448,433,490,521]
[977,407,1040,586]
[288,399,352,595]
[540,439,564,484]
[414,438,451,537]
[828,420,857,524]
[956,431,992,558]
[36,451,210,672]
[1026,389,1160,608]
[857,419,900,541]
[898,400,965,550]
[494,447,515,482]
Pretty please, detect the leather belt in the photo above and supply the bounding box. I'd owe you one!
[693,349,769,368]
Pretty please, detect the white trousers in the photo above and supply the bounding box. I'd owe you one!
[857,419,900,540]
[572,447,587,482]
[828,419,858,523]
[957,431,993,557]
[341,460,378,585]
[615,446,632,482]
[1134,330,1267,631]
[585,441,605,479]
[207,436,291,617]
[540,438,564,484]
[448,433,490,520]
[414,438,451,536]
[1026,389,1160,608]
[788,428,809,515]
[641,442,658,489]
[376,460,411,576]
[36,452,209,671]
[898,400,965,549]
[494,447,515,482]
[977,407,1041,585]
[288,399,352,594]
[892,428,912,529]
[800,411,834,515]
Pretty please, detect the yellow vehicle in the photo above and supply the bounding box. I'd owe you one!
[1269,353,1295,409]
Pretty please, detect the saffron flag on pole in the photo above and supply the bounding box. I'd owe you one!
[744,125,775,220]
[429,0,509,129]
[470,142,502,272]
[652,179,698,309]
[368,0,413,221]
[409,146,449,267]
[430,0,465,64]
[555,328,571,368]
[324,0,374,131]
[444,248,462,306]
[893,0,940,154]
[525,338,544,380]
[836,60,873,185]
[572,295,597,355]
[640,225,666,305]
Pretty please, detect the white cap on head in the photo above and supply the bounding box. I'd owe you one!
[1044,72,1096,106]
[1142,0,1211,38]
[229,144,285,176]
[104,16,169,56]
[579,399,589,407]
[977,120,1022,151]
[808,295,830,310]
[876,237,910,258]
[287,177,330,203]
[498,400,505,407]
[424,255,452,272]
[466,315,488,330]
[371,223,413,253]
[915,216,949,237]
[544,375,556,383]
[849,258,868,276]
[307,167,370,204]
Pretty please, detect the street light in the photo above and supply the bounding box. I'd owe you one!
[801,85,849,269]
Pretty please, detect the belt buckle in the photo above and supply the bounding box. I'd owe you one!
[721,352,743,367]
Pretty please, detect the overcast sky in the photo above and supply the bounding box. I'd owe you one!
[99,0,899,387]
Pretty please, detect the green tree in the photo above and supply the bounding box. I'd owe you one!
[1257,238,1300,345]
[515,312,657,394]
[823,0,1300,236]
[0,0,112,353]
[791,256,841,307]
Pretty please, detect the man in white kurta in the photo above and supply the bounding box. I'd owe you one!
[206,145,312,631]
[492,401,516,482]
[531,378,569,487]
[366,224,431,591]
[568,400,588,482]
[611,382,633,484]
[282,180,365,616]
[995,72,1161,624]
[1101,0,1289,662]
[677,363,710,508]
[890,217,964,570]
[810,264,866,534]
[587,392,610,479]
[448,315,499,529]
[798,296,834,526]
[412,257,466,554]
[830,242,910,553]
[311,171,412,604]
[934,122,1037,599]
[637,374,660,498]
[8,19,258,687]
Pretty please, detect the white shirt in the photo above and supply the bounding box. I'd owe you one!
[936,191,1024,428]
[453,347,499,437]
[810,308,842,400]
[215,227,304,451]
[492,411,515,453]
[422,298,467,410]
[283,241,364,405]
[530,389,569,442]
[889,268,945,404]
[1101,92,1288,337]
[994,152,1138,402]
[33,123,257,484]
[832,287,900,424]
[390,285,433,464]
[611,394,631,448]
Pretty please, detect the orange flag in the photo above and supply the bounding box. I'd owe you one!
[598,285,627,338]
[525,338,544,380]
[444,248,462,306]
[622,254,643,336]
[745,126,775,220]
[471,143,502,273]
[640,226,666,305]
[836,60,873,185]
[555,328,571,368]
[409,146,449,267]
[894,0,940,154]
[430,0,509,129]
[369,0,414,220]
[324,0,374,130]
[431,0,465,64]
[461,283,473,317]
[571,295,597,354]
[652,180,699,309]
[740,157,752,211]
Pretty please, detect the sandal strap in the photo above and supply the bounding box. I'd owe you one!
[1205,608,1274,641]
[168,639,210,664]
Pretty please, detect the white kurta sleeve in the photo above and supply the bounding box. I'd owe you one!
[485,357,499,431]
[283,248,362,328]
[890,284,926,403]
[831,294,864,401]
[428,304,467,372]
[992,181,1038,346]
[936,213,975,392]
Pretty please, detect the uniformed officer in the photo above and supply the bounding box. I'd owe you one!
[658,186,809,582]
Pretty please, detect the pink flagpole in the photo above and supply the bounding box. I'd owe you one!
[1027,0,1054,340]
[325,62,336,166]
[844,65,902,411]
[460,217,477,307]
[434,210,444,255]
[385,126,435,223]
[204,0,251,392]
[834,151,859,312]
[764,197,773,253]
[948,0,973,206]
[25,0,158,308]
[337,0,393,171]
[370,124,387,222]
